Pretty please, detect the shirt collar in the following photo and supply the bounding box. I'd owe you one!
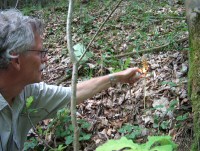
[0,93,9,110]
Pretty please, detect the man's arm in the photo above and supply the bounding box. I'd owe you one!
[76,68,143,104]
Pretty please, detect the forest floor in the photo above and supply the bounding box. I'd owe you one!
[24,0,192,150]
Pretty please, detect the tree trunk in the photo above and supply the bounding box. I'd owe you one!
[0,1,2,9]
[186,0,200,150]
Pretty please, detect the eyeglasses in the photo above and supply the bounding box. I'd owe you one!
[28,49,48,59]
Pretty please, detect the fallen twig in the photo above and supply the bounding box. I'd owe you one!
[106,37,188,59]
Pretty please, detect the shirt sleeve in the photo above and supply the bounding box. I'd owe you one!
[22,82,71,123]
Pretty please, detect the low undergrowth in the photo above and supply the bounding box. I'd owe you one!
[22,0,191,150]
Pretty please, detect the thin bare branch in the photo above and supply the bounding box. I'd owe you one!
[71,63,79,151]
[78,0,124,64]
[67,0,77,63]
[15,0,19,8]
[67,0,79,150]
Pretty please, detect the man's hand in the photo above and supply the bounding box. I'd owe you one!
[113,68,144,84]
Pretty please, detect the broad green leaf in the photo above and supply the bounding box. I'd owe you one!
[57,144,67,150]
[26,96,34,109]
[150,145,173,151]
[118,128,127,134]
[145,136,177,150]
[153,123,159,128]
[176,113,188,121]
[73,43,93,64]
[160,121,170,130]
[60,131,67,137]
[96,136,177,151]
[167,100,178,112]
[80,121,91,129]
[169,100,178,108]
[121,124,133,133]
[65,135,73,145]
[126,133,136,139]
[79,134,92,141]
[23,138,38,150]
[96,137,146,151]
[161,81,177,88]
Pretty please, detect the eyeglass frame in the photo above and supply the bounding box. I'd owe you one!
[27,49,48,59]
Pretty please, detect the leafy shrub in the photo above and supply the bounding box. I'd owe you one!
[47,108,92,146]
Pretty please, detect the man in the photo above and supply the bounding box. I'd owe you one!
[0,9,143,150]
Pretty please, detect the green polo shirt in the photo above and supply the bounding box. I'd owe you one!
[0,82,71,151]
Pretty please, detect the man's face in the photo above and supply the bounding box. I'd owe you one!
[18,32,47,84]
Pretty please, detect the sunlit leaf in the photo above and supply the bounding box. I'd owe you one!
[73,43,93,64]
[65,135,73,145]
[96,136,177,151]
[96,137,143,151]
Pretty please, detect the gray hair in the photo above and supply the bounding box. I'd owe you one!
[0,9,43,69]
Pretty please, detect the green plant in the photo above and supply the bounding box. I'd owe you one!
[151,100,178,130]
[161,81,177,88]
[153,114,160,129]
[151,99,189,131]
[73,43,93,64]
[160,120,170,130]
[168,100,178,111]
[22,96,39,116]
[47,108,92,147]
[24,138,38,151]
[23,99,92,150]
[118,124,142,140]
[175,113,189,128]
[78,10,95,33]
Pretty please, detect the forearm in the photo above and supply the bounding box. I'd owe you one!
[76,68,143,104]
[76,75,113,104]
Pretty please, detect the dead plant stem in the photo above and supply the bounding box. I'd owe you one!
[143,77,146,109]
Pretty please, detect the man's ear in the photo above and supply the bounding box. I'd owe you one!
[10,57,21,71]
